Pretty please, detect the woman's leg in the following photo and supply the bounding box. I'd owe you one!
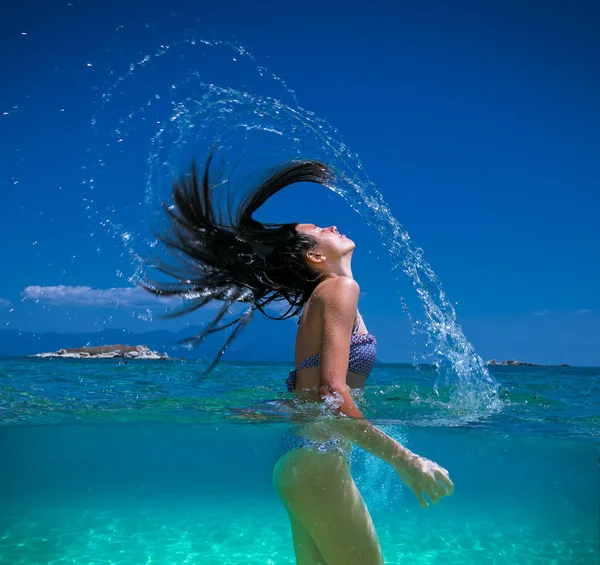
[288,514,327,565]
[274,448,384,565]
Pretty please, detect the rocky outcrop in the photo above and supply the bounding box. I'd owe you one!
[487,359,570,367]
[487,359,539,366]
[33,344,169,360]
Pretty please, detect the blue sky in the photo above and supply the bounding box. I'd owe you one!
[0,0,599,365]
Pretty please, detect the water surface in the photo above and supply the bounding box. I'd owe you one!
[0,358,598,564]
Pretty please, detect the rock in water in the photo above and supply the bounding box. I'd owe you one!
[33,345,169,359]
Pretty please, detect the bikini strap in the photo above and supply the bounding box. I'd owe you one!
[352,311,362,335]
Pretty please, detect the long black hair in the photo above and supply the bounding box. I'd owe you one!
[143,154,335,370]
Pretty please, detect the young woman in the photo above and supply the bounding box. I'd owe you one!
[145,155,454,565]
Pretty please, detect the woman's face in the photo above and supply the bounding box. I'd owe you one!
[296,224,355,265]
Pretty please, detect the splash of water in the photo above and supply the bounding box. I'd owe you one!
[88,38,502,419]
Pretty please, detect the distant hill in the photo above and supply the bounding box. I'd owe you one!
[0,318,297,362]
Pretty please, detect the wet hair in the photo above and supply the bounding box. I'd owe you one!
[143,154,335,370]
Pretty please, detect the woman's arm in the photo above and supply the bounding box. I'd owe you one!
[315,277,406,461]
[316,276,454,507]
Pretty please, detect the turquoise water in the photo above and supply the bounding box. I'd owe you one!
[0,358,598,564]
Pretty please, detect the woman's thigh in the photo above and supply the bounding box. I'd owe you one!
[274,449,384,565]
[288,514,326,565]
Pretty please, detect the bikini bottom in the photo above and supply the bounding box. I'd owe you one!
[273,430,352,471]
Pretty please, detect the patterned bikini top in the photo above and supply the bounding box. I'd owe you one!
[286,313,377,391]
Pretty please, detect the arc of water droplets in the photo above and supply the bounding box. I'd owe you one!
[92,36,299,127]
[142,83,500,417]
[90,37,502,419]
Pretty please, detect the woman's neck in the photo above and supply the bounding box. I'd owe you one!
[322,256,353,279]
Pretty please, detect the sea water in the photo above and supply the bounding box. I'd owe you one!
[0,357,598,564]
[3,27,598,565]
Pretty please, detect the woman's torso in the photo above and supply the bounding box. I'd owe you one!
[290,290,376,442]
[294,308,370,390]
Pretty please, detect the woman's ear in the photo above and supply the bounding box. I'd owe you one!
[306,250,326,265]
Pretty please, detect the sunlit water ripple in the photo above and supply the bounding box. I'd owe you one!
[1,358,598,441]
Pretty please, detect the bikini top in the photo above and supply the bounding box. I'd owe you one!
[286,312,377,391]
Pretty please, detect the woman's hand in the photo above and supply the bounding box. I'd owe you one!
[393,452,454,508]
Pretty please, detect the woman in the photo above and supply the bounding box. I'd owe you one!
[145,155,454,565]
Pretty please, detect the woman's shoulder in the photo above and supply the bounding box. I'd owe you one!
[313,276,359,306]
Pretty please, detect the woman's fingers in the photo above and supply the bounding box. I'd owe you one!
[403,458,454,507]
[428,484,445,502]
[424,470,455,504]
[413,482,444,508]
[434,469,455,495]
[414,489,429,509]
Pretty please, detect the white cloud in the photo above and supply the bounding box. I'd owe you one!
[21,285,179,308]
[575,308,592,315]
[532,310,551,317]
[0,298,11,307]
[21,285,304,318]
